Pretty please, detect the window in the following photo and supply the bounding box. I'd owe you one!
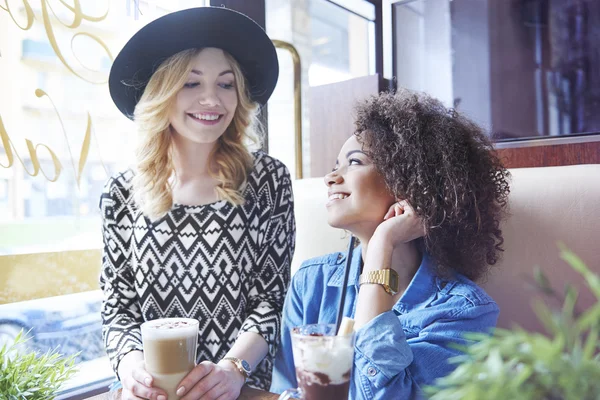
[266,0,376,178]
[392,0,600,141]
[0,0,209,395]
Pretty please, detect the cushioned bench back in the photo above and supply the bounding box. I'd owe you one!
[291,164,600,332]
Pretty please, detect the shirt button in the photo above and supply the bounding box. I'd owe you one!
[367,367,377,377]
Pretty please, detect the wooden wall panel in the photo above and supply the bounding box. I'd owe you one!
[497,140,600,168]
[309,75,382,177]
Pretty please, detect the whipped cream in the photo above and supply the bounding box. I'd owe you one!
[293,337,354,384]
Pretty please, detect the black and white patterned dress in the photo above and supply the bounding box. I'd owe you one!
[99,152,295,390]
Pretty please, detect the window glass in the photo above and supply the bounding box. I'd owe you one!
[266,0,376,178]
[0,0,209,394]
[393,0,600,141]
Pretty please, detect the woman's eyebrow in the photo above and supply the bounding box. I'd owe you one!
[190,69,234,76]
[346,150,367,157]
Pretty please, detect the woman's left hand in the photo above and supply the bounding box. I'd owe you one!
[372,200,426,250]
[178,360,245,400]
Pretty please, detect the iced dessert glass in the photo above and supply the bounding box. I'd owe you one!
[278,323,355,400]
[141,318,199,399]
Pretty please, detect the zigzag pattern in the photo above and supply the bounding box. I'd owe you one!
[99,152,295,389]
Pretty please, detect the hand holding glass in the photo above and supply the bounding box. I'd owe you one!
[141,318,199,399]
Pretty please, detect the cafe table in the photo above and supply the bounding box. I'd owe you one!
[84,386,280,400]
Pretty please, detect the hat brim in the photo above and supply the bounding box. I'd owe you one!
[109,7,279,119]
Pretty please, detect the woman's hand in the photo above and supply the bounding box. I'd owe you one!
[372,200,425,250]
[177,360,245,400]
[118,351,168,400]
[365,200,425,283]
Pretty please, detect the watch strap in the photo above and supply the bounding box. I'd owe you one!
[222,357,251,381]
[359,269,399,295]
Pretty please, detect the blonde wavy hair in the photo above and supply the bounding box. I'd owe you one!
[132,48,261,220]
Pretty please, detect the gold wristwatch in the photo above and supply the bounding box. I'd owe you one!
[222,357,251,382]
[359,269,399,295]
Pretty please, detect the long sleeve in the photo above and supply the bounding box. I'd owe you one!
[352,304,499,399]
[270,268,304,393]
[238,163,295,382]
[99,174,143,376]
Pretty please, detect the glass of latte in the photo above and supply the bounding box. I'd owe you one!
[141,318,199,399]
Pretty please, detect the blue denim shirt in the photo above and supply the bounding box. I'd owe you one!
[270,246,499,399]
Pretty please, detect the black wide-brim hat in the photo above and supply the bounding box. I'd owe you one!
[109,7,279,119]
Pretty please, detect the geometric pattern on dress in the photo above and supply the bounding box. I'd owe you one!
[99,152,296,389]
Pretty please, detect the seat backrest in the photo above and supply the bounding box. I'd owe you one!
[481,165,600,331]
[291,178,347,273]
[291,164,600,332]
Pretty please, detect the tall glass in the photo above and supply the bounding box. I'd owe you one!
[141,318,199,399]
[279,324,355,400]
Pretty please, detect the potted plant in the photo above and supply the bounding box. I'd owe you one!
[426,245,600,400]
[0,331,78,399]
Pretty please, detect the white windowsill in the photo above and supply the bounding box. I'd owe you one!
[57,356,115,399]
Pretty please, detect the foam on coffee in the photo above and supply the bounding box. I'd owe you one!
[142,318,198,337]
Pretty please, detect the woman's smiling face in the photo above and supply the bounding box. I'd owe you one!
[169,48,238,144]
[324,135,396,237]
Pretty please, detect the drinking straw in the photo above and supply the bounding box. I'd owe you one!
[335,235,356,334]
[337,316,355,336]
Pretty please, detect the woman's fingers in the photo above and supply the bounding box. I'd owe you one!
[398,201,426,241]
[122,384,163,400]
[379,200,426,245]
[181,362,244,400]
[179,362,216,400]
[131,367,155,388]
[397,200,414,214]
[182,379,220,400]
[383,206,395,220]
[394,203,404,216]
[121,389,145,400]
[122,367,167,400]
[199,381,228,400]
[384,201,408,220]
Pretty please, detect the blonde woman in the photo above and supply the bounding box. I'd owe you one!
[100,7,295,400]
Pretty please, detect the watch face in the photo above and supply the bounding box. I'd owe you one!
[241,359,251,373]
[389,272,399,292]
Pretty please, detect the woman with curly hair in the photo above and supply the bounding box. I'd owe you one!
[100,8,295,400]
[271,89,510,399]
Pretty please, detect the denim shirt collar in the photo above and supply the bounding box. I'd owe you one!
[327,244,442,311]
[397,252,440,309]
[327,244,363,289]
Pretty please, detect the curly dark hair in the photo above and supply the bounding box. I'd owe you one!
[354,89,511,282]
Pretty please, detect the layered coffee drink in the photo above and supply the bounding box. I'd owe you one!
[288,324,354,400]
[141,318,199,399]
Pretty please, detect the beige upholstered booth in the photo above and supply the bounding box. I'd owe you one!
[290,164,600,333]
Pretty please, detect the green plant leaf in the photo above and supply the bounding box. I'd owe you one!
[562,283,579,320]
[576,304,600,331]
[582,326,599,361]
[427,246,600,400]
[559,243,600,300]
[0,332,78,399]
[532,299,560,336]
[533,266,554,295]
